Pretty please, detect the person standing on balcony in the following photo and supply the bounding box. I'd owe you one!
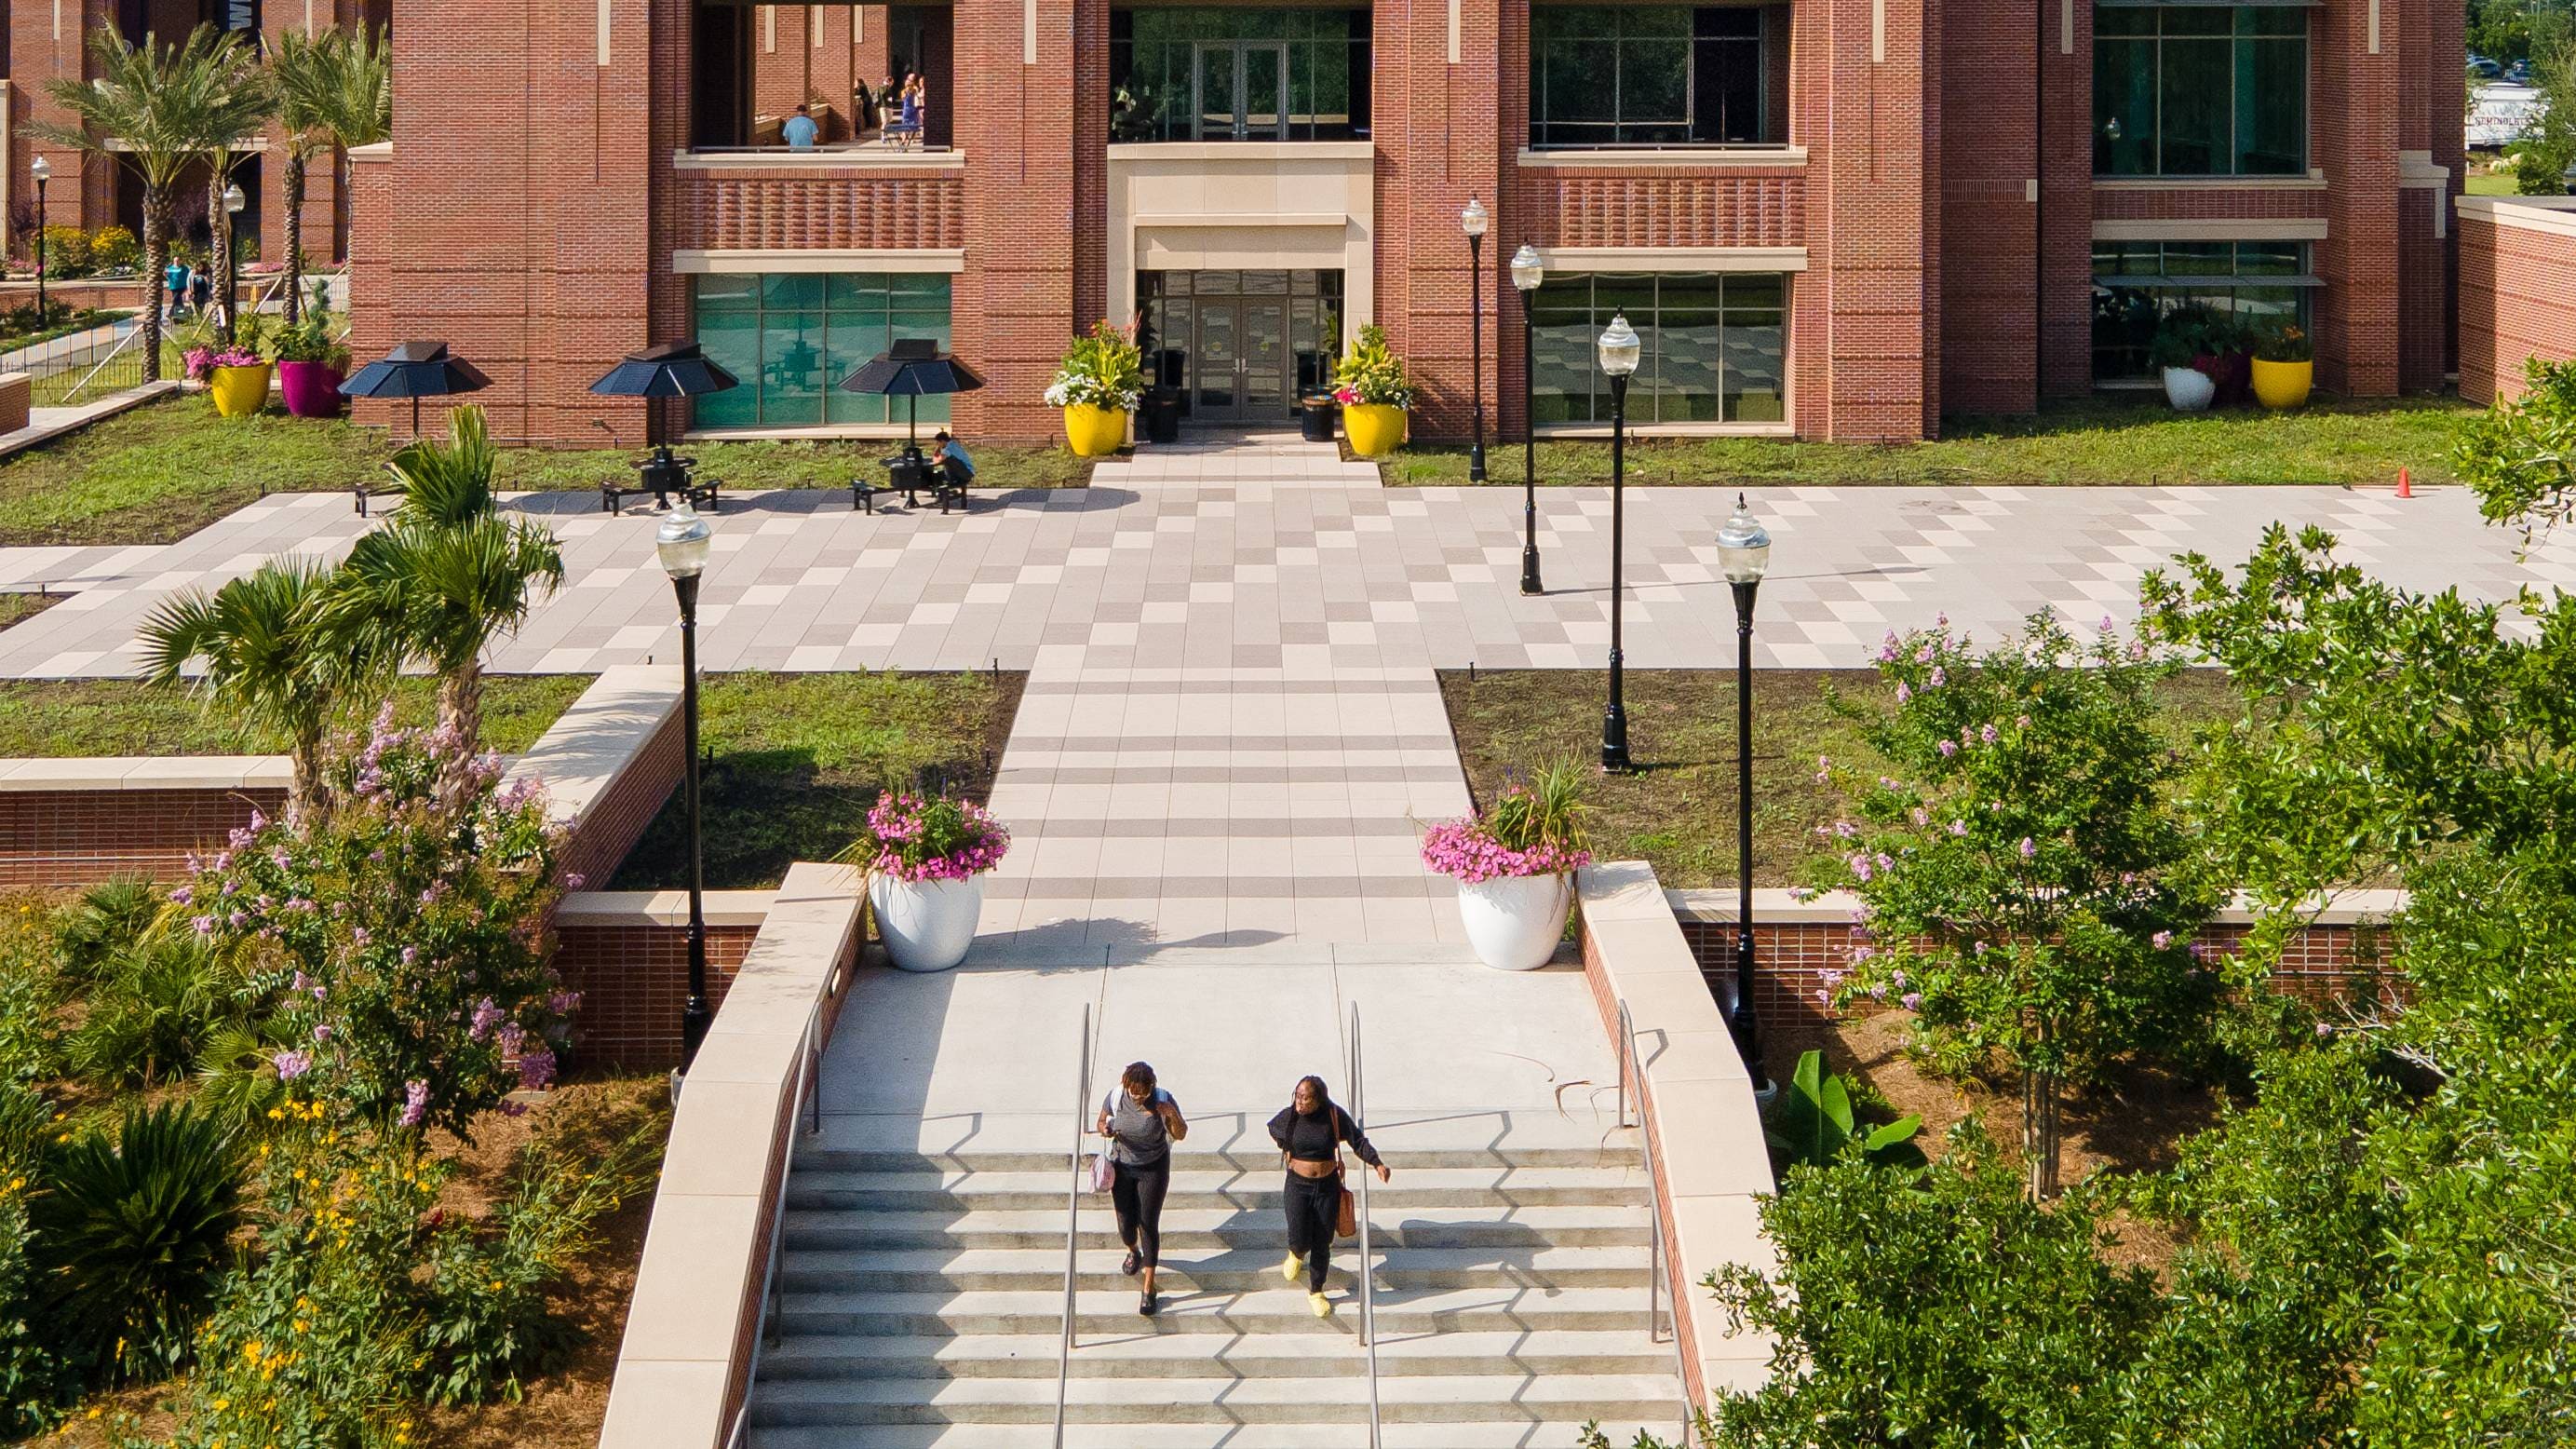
[897,74,925,150]
[1268,1075,1390,1319]
[1097,1062,1187,1317]
[782,102,819,150]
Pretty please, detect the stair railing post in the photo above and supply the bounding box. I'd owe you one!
[1053,1002,1092,1449]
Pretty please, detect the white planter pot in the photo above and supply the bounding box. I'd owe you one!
[1454,873,1574,971]
[2162,366,2216,413]
[870,873,985,972]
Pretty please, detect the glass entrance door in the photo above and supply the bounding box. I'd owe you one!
[1194,43,1290,141]
[1140,270,1342,427]
[1240,300,1288,415]
[1192,302,1240,417]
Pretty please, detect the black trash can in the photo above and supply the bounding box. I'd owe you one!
[1299,387,1340,442]
[1144,387,1183,445]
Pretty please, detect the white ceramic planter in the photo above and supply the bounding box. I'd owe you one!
[1455,872,1574,971]
[2162,366,2216,413]
[870,873,985,972]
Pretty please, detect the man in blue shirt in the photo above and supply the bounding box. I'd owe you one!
[782,103,819,149]
[932,430,975,484]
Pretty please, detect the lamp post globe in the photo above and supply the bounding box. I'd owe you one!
[29,156,49,322]
[1510,243,1544,595]
[1462,197,1490,483]
[656,503,717,1066]
[1716,493,1772,1089]
[1597,314,1639,771]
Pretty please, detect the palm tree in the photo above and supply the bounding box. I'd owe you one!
[139,558,363,818]
[272,26,388,324]
[384,403,503,526]
[34,26,272,381]
[334,514,566,754]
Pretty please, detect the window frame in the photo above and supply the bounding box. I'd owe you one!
[688,272,955,430]
[1527,4,1780,151]
[2087,239,2315,383]
[2091,3,2310,178]
[1527,270,1791,427]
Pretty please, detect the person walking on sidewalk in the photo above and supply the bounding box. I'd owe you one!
[1097,1061,1186,1316]
[1267,1074,1390,1318]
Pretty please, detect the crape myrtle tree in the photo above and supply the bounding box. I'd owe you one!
[1815,612,2220,1199]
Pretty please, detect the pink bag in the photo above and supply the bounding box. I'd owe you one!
[1090,1150,1114,1194]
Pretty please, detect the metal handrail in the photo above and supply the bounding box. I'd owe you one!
[1616,996,1691,1446]
[1348,1003,1382,1448]
[1052,1001,1094,1448]
[57,321,142,403]
[724,960,838,1449]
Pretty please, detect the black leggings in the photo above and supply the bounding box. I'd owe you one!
[1111,1158,1170,1269]
[1284,1171,1341,1293]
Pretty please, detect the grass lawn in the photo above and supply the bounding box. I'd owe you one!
[1382,395,2479,487]
[0,591,60,633]
[0,673,592,758]
[0,308,133,358]
[1438,668,2242,888]
[610,669,1027,890]
[2463,170,2518,196]
[0,395,1092,548]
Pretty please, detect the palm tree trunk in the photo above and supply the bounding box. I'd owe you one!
[140,187,172,384]
[290,721,330,821]
[282,153,306,326]
[437,664,483,759]
[208,174,234,343]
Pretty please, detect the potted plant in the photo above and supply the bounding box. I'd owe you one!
[186,314,275,418]
[1420,762,1593,971]
[1331,323,1414,456]
[2150,317,2215,413]
[841,792,1011,972]
[2250,318,2313,409]
[273,279,351,418]
[2194,314,2255,408]
[1045,320,1144,457]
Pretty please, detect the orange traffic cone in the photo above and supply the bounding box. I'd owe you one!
[2396,467,2412,499]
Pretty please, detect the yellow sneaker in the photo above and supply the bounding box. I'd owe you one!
[1309,1292,1334,1319]
[1280,1253,1303,1284]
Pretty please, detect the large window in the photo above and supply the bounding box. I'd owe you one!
[2094,5,2306,176]
[2090,240,2313,381]
[1110,8,1371,142]
[1529,5,1779,149]
[691,273,953,429]
[1530,273,1787,425]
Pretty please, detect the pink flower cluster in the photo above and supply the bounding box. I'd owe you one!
[182,345,263,381]
[1418,819,1592,884]
[863,792,1012,883]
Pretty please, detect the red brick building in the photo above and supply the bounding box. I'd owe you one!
[320,0,2463,444]
[6,0,388,287]
[2456,194,2576,407]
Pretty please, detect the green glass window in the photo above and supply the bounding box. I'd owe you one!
[690,273,953,429]
[1528,272,1788,425]
[2093,6,2307,176]
[1109,7,1372,142]
[1530,5,1776,148]
[2089,240,2313,381]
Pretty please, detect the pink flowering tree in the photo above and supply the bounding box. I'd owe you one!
[1814,613,2219,1198]
[178,706,577,1139]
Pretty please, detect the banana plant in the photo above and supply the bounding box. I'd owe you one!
[1765,1049,1928,1172]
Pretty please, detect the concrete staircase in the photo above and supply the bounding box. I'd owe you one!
[744,1123,1686,1447]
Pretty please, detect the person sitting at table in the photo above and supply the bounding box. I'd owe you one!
[931,429,975,486]
[782,102,819,149]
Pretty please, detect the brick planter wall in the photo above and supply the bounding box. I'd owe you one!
[0,782,290,887]
[2457,196,2576,405]
[553,893,775,1069]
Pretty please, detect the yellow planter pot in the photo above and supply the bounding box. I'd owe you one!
[1061,404,1127,457]
[209,363,274,419]
[2250,358,2313,410]
[1343,402,1407,457]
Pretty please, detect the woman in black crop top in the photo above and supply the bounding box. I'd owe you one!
[1265,1075,1391,1316]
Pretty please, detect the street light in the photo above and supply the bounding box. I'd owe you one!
[1716,494,1772,1090]
[1597,313,1640,771]
[655,501,716,1067]
[1462,197,1489,482]
[220,182,247,339]
[1510,242,1544,595]
[28,156,49,324]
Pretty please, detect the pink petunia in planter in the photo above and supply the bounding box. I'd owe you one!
[839,792,1011,972]
[1421,763,1592,970]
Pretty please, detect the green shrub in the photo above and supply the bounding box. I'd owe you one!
[64,934,242,1089]
[36,226,90,278]
[29,1101,244,1382]
[87,224,140,272]
[1764,1049,1926,1173]
[52,876,161,984]
[2457,355,2576,538]
[0,1191,74,1438]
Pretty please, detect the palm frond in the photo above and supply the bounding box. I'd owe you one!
[34,26,273,188]
[134,558,371,748]
[386,404,502,526]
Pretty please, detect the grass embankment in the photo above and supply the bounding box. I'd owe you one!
[1438,667,2242,888]
[0,396,1092,547]
[610,669,1027,890]
[0,673,592,757]
[1383,396,2478,487]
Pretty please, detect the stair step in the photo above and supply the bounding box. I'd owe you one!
[757,1328,1679,1381]
[785,1165,1648,1213]
[749,1420,1687,1448]
[746,1370,1685,1427]
[792,1120,1642,1176]
[786,1203,1652,1251]
[774,1284,1660,1337]
[776,1244,1652,1294]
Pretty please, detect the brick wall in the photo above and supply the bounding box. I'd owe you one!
[554,917,765,1068]
[2456,198,2576,405]
[669,168,964,250]
[1,785,288,887]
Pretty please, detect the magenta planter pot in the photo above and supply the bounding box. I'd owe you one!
[277,359,347,419]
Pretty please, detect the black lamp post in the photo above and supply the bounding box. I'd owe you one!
[29,156,49,323]
[1717,494,1773,1090]
[1462,197,1489,482]
[1597,313,1640,771]
[1510,242,1544,595]
[656,501,715,1066]
[219,182,245,340]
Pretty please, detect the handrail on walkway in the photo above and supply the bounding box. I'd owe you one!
[1347,1002,1382,1449]
[720,971,832,1449]
[1616,995,1692,1447]
[1052,1001,1094,1449]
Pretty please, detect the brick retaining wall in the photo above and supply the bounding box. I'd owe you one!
[554,894,773,1070]
[0,759,292,887]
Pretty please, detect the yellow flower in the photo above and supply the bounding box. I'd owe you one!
[212,1399,229,1412]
